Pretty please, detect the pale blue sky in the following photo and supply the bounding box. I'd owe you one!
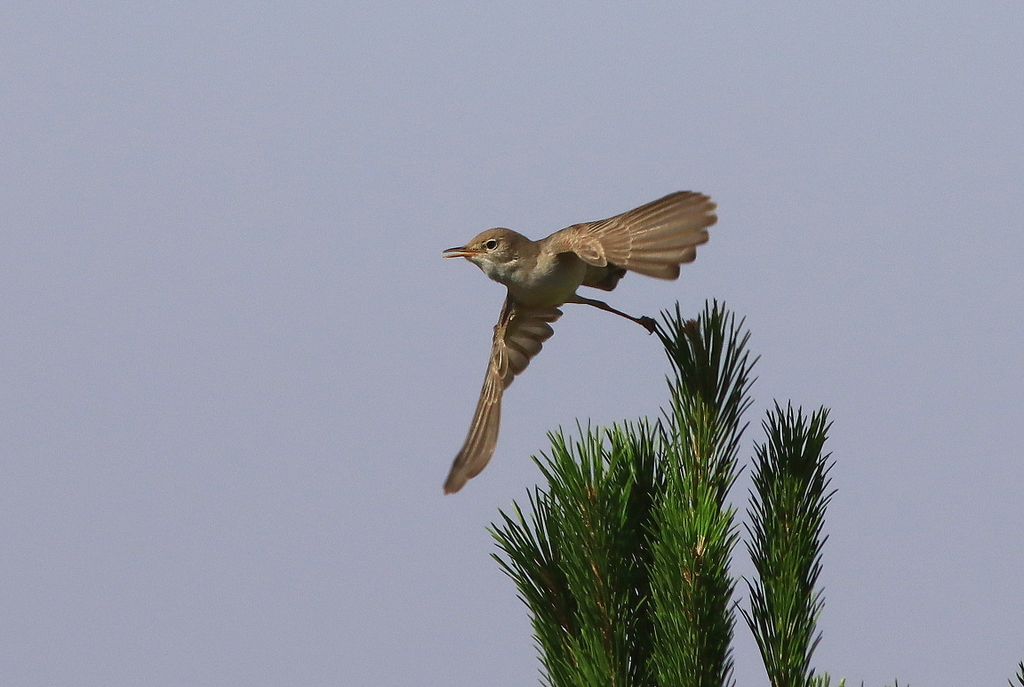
[2,2,1022,685]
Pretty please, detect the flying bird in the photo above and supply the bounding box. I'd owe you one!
[442,191,717,493]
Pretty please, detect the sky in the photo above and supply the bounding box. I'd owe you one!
[1,2,1022,685]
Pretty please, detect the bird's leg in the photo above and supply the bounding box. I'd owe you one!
[567,295,657,334]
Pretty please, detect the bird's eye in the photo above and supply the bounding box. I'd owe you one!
[484,239,498,250]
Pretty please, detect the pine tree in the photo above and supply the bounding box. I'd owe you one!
[491,300,1023,686]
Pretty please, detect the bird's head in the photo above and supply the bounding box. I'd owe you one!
[443,228,534,282]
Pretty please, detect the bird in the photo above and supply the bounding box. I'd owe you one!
[441,191,717,493]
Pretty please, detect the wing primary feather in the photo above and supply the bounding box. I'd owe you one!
[443,299,562,493]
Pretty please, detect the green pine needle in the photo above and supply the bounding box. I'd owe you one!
[1012,660,1024,687]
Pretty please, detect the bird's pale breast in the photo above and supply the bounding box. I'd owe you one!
[506,251,587,308]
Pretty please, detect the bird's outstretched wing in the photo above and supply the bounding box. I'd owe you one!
[545,191,717,280]
[443,296,562,494]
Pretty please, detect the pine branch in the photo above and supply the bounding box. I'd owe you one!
[742,403,834,687]
[491,421,662,687]
[648,301,757,687]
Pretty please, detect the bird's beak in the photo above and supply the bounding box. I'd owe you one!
[443,246,481,258]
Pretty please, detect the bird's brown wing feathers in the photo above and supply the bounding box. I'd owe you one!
[443,297,562,494]
[545,191,717,280]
